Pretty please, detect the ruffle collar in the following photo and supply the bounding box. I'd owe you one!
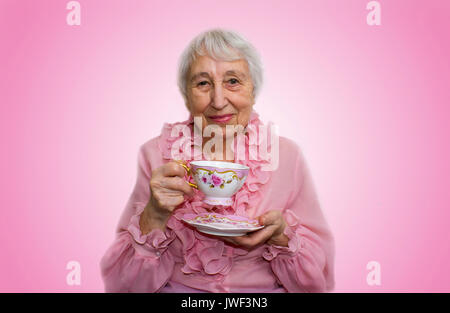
[157,110,274,278]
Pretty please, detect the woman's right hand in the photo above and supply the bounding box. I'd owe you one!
[139,161,195,234]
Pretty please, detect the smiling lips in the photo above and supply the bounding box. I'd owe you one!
[208,114,234,123]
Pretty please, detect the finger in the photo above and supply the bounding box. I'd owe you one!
[162,176,195,196]
[162,161,187,178]
[233,225,277,248]
[162,194,186,209]
[151,188,185,211]
[259,210,282,226]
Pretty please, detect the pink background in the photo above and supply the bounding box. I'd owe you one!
[1,0,449,292]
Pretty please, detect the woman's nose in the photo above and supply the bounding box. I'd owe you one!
[210,85,227,110]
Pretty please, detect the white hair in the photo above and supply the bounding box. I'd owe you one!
[177,28,264,103]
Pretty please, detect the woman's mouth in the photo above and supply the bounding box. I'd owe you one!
[208,114,234,124]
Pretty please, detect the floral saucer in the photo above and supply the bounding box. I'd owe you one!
[182,213,264,237]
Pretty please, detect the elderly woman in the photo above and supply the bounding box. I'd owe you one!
[100,29,334,292]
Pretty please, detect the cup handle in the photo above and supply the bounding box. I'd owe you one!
[176,161,198,189]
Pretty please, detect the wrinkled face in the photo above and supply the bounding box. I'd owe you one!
[186,54,255,138]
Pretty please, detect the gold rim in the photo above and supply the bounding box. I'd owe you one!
[192,167,245,180]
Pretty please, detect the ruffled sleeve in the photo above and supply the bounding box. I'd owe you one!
[100,144,176,292]
[126,202,176,258]
[262,146,335,292]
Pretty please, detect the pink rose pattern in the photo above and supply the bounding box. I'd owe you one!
[197,171,235,189]
[211,174,222,186]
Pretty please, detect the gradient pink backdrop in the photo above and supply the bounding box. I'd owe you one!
[1,0,449,292]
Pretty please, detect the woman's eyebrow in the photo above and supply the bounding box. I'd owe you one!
[190,72,211,82]
[191,70,247,82]
[225,70,247,79]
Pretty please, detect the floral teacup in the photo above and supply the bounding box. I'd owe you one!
[180,160,249,206]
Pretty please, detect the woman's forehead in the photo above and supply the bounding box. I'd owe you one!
[189,55,249,78]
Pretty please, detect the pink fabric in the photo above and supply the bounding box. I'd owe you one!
[100,111,335,293]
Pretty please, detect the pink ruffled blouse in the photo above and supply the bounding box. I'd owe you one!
[100,111,335,293]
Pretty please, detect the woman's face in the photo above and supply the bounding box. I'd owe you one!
[186,54,255,137]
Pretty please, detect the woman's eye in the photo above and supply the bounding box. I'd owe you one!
[197,81,210,86]
[228,78,239,85]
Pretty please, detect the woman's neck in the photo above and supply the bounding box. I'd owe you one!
[201,136,235,162]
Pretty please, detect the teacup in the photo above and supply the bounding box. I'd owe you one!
[180,160,249,206]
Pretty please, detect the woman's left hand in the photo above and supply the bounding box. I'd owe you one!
[220,210,289,249]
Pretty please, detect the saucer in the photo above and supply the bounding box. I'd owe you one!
[182,213,264,237]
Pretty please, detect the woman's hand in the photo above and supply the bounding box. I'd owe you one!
[140,161,194,234]
[220,210,289,249]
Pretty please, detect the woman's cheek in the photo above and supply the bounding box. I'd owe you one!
[235,99,254,124]
[191,100,209,115]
